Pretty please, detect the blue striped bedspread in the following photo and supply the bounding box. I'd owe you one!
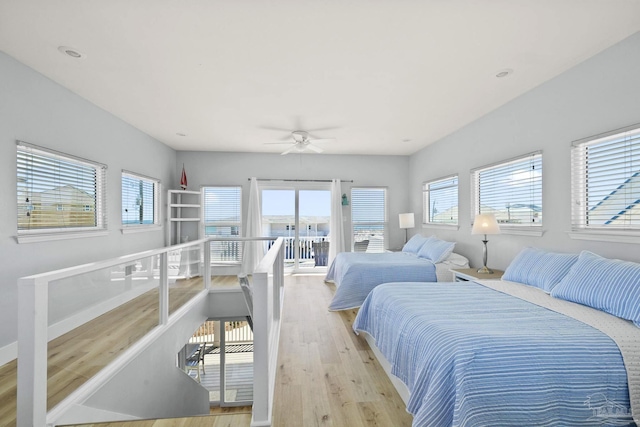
[326,252,437,311]
[353,281,633,427]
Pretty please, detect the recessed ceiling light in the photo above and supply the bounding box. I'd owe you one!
[58,46,84,59]
[496,68,513,78]
[176,132,186,137]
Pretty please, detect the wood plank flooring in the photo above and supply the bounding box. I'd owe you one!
[1,274,411,426]
[272,274,412,426]
[0,277,205,427]
[67,411,253,427]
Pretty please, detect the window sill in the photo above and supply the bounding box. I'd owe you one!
[421,223,459,231]
[567,231,640,244]
[16,230,109,244]
[121,225,163,235]
[498,227,544,237]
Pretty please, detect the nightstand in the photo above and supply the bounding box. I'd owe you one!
[451,268,504,282]
[386,248,403,252]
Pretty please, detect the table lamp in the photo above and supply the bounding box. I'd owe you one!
[471,213,500,274]
[399,213,415,244]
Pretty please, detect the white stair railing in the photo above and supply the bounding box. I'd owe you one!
[251,237,285,427]
[17,238,212,426]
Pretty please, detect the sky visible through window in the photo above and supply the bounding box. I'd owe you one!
[261,190,331,217]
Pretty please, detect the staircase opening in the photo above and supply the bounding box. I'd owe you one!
[180,319,254,407]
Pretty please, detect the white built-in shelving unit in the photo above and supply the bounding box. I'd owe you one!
[167,189,201,245]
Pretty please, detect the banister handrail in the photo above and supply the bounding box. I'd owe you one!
[251,237,285,427]
[19,236,276,283]
[17,236,284,427]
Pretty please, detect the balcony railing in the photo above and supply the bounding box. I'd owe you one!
[189,320,253,345]
[267,236,329,266]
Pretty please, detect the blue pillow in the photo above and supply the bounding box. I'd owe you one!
[503,247,579,293]
[551,251,640,326]
[417,236,456,263]
[402,234,429,253]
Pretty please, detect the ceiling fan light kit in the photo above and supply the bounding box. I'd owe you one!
[267,130,336,155]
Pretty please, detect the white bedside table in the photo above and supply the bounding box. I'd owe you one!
[451,268,504,282]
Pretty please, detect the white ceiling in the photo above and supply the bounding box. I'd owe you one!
[1,1,640,156]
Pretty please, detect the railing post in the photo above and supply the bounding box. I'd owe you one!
[203,241,211,289]
[17,277,48,427]
[252,270,269,425]
[159,252,168,325]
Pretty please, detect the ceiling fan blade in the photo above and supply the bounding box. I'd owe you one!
[258,125,294,133]
[308,138,335,143]
[264,141,294,145]
[306,144,324,153]
[280,145,298,155]
[307,127,340,137]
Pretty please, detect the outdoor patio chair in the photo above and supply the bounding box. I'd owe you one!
[354,239,369,252]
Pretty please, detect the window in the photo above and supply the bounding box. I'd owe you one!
[470,152,542,230]
[121,171,160,229]
[17,141,107,242]
[571,124,640,233]
[351,187,387,252]
[423,175,458,225]
[203,186,242,262]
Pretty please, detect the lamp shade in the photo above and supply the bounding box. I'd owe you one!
[399,213,415,229]
[471,213,500,235]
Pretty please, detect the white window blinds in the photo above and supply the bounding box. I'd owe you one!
[122,171,160,226]
[423,175,458,225]
[571,124,640,231]
[17,141,107,236]
[351,187,387,253]
[471,152,542,227]
[203,186,242,262]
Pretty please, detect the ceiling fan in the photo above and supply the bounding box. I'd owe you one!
[266,130,336,155]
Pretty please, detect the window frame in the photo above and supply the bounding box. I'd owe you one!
[470,151,543,236]
[569,123,640,242]
[422,174,459,229]
[350,187,388,252]
[16,141,108,243]
[202,185,243,264]
[120,170,162,234]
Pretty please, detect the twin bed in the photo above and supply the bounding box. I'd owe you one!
[329,242,640,426]
[325,235,469,310]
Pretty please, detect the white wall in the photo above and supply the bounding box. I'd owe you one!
[0,52,176,349]
[175,151,411,250]
[409,32,640,270]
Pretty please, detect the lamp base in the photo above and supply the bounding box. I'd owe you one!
[477,265,494,274]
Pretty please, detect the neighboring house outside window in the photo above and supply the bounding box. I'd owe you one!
[351,187,387,253]
[203,186,242,263]
[121,171,161,230]
[571,124,640,235]
[423,175,458,226]
[16,141,107,242]
[470,152,542,233]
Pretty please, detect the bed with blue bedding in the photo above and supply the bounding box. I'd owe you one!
[353,279,638,427]
[326,235,469,311]
[325,251,438,311]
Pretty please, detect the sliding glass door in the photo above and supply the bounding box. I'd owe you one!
[261,184,331,271]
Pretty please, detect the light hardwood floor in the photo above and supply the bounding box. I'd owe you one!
[272,274,412,427]
[1,274,411,426]
[0,277,205,426]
